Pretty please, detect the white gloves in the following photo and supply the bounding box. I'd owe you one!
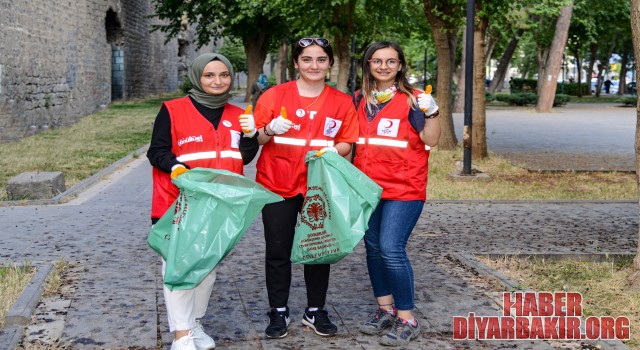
[269,115,293,135]
[418,93,439,116]
[239,113,257,138]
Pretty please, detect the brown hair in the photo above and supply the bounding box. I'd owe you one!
[360,41,418,114]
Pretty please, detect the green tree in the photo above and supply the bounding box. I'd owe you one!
[535,1,574,112]
[631,0,640,273]
[487,5,530,93]
[151,0,288,101]
[218,39,247,73]
[566,0,597,97]
[423,0,466,150]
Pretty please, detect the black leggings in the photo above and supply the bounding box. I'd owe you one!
[262,194,330,308]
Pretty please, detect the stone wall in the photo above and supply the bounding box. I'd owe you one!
[0,0,190,142]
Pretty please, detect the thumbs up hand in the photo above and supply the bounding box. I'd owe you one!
[239,105,257,138]
[268,106,293,135]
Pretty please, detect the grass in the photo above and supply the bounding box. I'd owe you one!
[427,147,637,200]
[0,91,637,348]
[0,91,636,201]
[0,93,179,200]
[43,258,70,297]
[0,261,35,329]
[479,255,640,349]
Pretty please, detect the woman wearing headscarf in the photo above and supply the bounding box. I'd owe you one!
[147,53,259,350]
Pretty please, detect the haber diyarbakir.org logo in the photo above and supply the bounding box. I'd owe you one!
[453,292,630,341]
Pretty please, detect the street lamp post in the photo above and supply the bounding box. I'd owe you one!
[462,0,475,175]
[423,48,428,90]
[561,53,565,94]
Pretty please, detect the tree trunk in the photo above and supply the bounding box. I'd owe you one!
[586,44,598,96]
[276,40,289,85]
[424,0,460,150]
[618,48,629,95]
[536,47,548,95]
[472,3,488,160]
[453,27,466,113]
[332,33,351,93]
[576,54,583,97]
[330,0,356,93]
[489,29,523,93]
[595,61,605,97]
[535,2,574,113]
[630,0,640,272]
[243,32,269,102]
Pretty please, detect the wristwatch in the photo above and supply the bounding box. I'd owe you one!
[425,110,439,119]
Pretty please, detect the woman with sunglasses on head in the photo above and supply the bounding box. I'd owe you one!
[242,37,358,339]
[147,53,259,350]
[352,41,440,347]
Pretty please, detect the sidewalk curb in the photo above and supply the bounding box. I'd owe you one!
[0,144,149,207]
[0,326,22,350]
[1,262,54,350]
[5,262,54,326]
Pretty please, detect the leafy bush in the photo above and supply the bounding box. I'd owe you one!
[553,94,571,106]
[495,92,538,106]
[509,78,538,93]
[510,78,588,96]
[180,75,192,94]
[485,92,495,102]
[617,96,638,106]
[494,92,570,107]
[558,83,589,96]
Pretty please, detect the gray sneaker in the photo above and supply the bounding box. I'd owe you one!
[359,308,396,335]
[379,317,421,347]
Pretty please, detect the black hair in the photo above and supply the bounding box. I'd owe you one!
[291,38,335,67]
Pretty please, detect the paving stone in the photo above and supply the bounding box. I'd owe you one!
[0,139,635,349]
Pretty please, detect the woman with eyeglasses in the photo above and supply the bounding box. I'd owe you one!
[352,41,440,347]
[244,37,358,339]
[147,53,259,350]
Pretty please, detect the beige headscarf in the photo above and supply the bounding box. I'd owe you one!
[187,53,234,109]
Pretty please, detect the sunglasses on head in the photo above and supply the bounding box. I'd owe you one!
[298,37,330,48]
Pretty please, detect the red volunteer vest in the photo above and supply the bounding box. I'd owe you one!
[353,91,430,201]
[151,97,244,218]
[256,81,354,197]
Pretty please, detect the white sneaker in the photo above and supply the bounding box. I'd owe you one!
[192,321,216,349]
[170,332,197,350]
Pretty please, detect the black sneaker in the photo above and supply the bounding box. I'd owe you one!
[265,307,290,339]
[301,307,338,336]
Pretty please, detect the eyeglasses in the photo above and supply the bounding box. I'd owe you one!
[299,37,330,48]
[368,59,401,68]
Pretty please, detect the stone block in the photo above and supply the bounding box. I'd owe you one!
[6,171,66,200]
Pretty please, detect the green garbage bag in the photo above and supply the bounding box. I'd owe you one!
[147,168,282,290]
[291,151,382,265]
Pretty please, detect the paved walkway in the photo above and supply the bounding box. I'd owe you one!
[453,103,636,172]
[0,100,637,349]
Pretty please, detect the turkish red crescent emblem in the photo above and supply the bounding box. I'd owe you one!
[385,120,393,128]
[328,120,337,129]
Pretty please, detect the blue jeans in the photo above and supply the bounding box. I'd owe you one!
[364,199,424,311]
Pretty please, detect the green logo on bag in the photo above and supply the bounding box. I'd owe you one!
[300,186,331,230]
